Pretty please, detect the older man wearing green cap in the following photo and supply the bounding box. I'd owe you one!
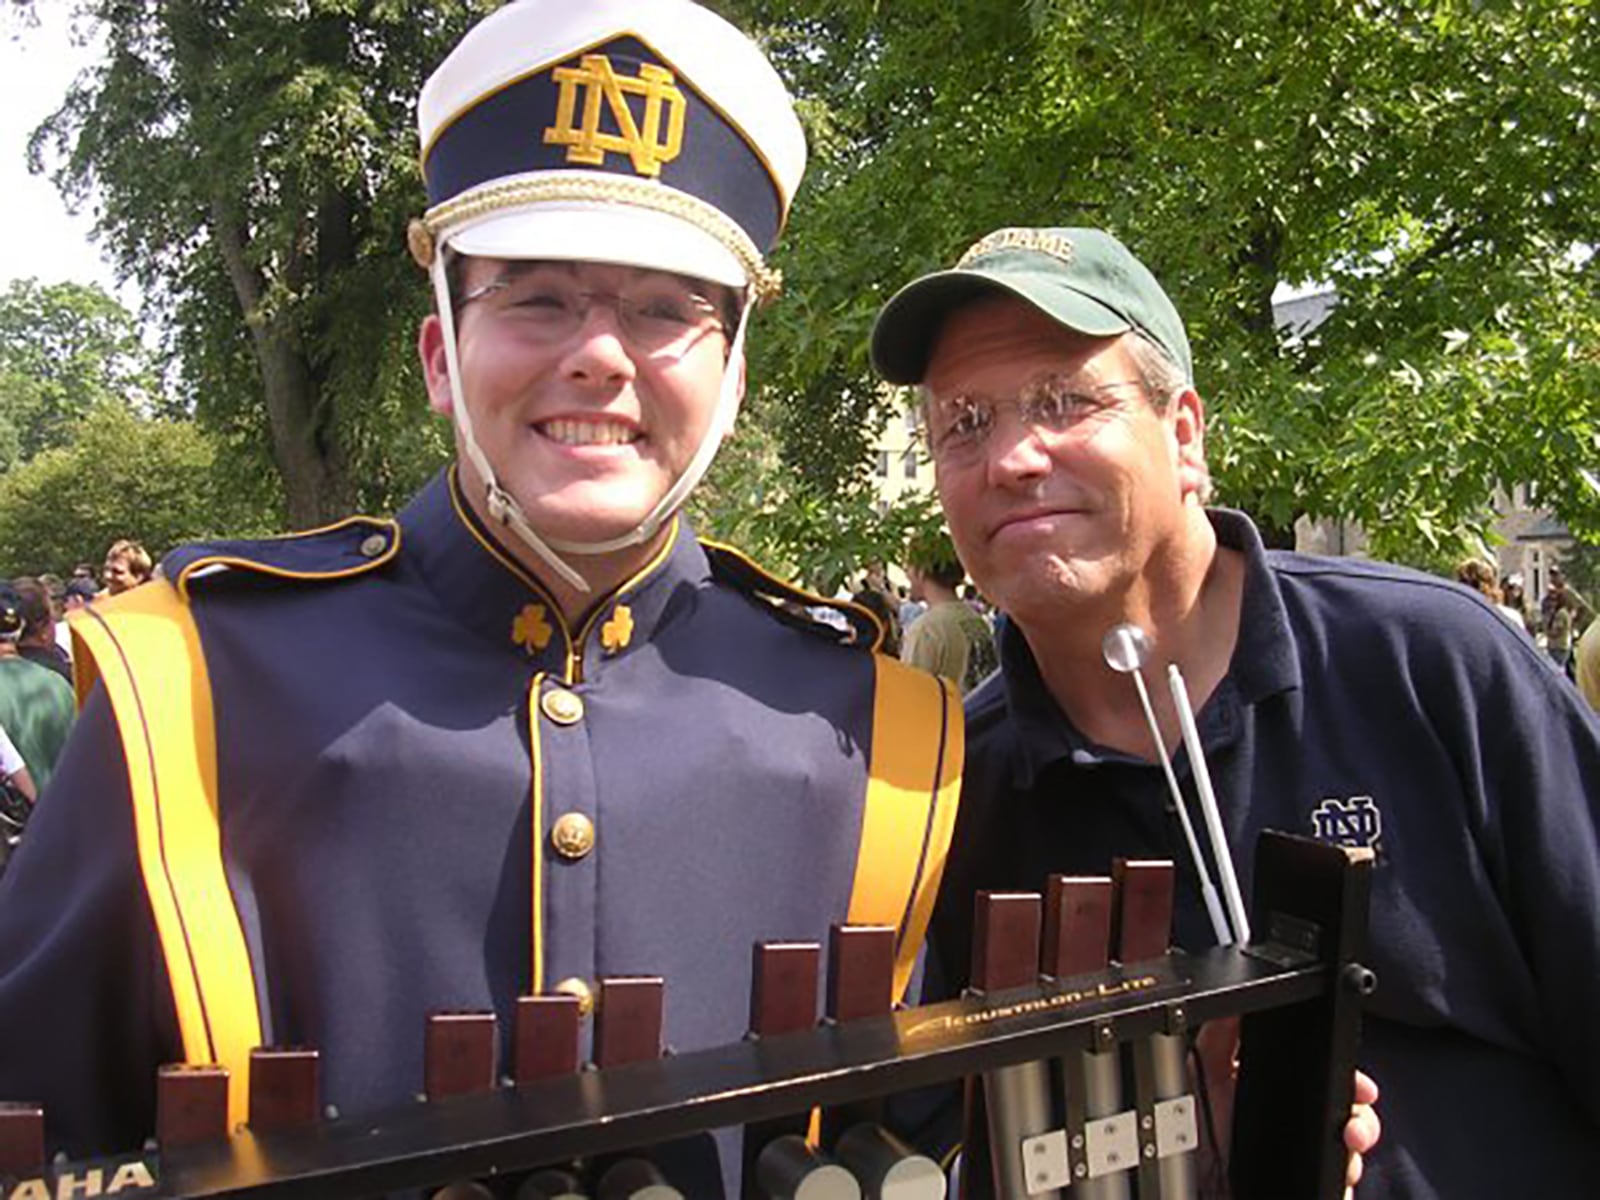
[871,226,1600,1197]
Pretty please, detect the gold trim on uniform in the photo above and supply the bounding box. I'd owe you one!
[541,687,585,725]
[70,583,264,1130]
[422,174,781,301]
[550,812,596,860]
[173,517,401,600]
[528,672,548,994]
[600,605,635,654]
[701,537,887,652]
[848,661,964,1003]
[957,227,1076,269]
[514,603,555,653]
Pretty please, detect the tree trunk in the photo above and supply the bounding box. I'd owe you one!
[1234,215,1283,340]
[210,194,353,528]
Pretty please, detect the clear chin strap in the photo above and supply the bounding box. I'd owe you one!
[429,250,751,597]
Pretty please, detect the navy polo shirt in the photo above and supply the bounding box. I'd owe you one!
[933,509,1600,1198]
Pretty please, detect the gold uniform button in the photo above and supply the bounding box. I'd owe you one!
[359,532,388,558]
[541,688,585,725]
[551,812,596,860]
[553,976,594,1017]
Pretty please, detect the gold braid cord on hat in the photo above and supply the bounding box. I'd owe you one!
[416,174,782,301]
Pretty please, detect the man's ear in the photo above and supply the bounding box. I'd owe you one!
[1171,386,1211,502]
[418,314,454,417]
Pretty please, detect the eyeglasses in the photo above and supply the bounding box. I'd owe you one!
[922,375,1150,462]
[459,273,726,357]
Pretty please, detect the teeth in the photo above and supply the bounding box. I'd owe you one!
[541,419,639,446]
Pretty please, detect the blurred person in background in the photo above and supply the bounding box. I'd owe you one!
[101,540,153,595]
[0,721,37,878]
[901,529,997,696]
[0,591,74,793]
[1455,559,1528,635]
[10,580,72,683]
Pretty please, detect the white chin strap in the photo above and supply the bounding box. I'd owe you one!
[430,252,751,596]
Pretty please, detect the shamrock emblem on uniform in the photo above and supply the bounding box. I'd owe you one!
[513,603,554,652]
[601,605,635,654]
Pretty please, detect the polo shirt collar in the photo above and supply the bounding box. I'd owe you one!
[1000,508,1303,789]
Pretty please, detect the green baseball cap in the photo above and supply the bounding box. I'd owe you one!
[870,226,1192,385]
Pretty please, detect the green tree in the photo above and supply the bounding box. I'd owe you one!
[728,0,1600,566]
[0,403,273,575]
[0,278,157,470]
[30,0,1600,572]
[688,388,943,590]
[33,0,483,526]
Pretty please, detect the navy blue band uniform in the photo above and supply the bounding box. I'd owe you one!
[0,469,962,1196]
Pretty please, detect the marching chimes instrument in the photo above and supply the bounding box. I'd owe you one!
[1115,860,1198,1200]
[1043,875,1128,1200]
[0,1104,43,1181]
[426,1012,499,1100]
[963,862,1190,1200]
[157,1065,230,1148]
[515,993,583,1083]
[743,940,842,1200]
[0,832,1372,1200]
[969,890,1060,1200]
[247,1049,320,1132]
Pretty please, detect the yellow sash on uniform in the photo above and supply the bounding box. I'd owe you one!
[70,582,262,1130]
[849,658,964,1002]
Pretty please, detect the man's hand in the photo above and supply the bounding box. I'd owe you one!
[1198,1018,1382,1191]
[1344,1070,1381,1189]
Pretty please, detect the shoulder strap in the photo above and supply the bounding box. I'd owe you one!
[701,540,886,650]
[848,658,964,1001]
[70,582,261,1131]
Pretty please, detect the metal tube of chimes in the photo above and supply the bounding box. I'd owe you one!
[0,832,1371,1200]
[963,860,1197,1200]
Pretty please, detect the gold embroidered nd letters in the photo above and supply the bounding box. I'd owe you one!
[544,54,686,177]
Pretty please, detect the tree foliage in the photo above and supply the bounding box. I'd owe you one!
[727,0,1600,565]
[0,278,158,471]
[0,403,273,575]
[33,0,478,526]
[689,389,943,591]
[29,0,1600,573]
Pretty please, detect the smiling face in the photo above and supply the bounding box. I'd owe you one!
[925,295,1208,624]
[102,554,139,595]
[420,256,737,561]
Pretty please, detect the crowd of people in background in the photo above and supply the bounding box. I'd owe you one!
[3,532,1598,870]
[848,532,999,698]
[0,539,151,875]
[1454,557,1598,712]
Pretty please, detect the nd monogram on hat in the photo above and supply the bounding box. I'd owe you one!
[413,0,806,297]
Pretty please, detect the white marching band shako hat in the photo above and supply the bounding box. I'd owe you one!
[411,0,807,591]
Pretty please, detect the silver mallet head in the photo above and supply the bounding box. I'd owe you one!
[1102,623,1154,674]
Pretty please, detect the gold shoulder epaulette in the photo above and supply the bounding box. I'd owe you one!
[702,540,885,651]
[161,516,401,599]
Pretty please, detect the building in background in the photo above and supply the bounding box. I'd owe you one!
[870,405,934,514]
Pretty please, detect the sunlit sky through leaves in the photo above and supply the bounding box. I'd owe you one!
[0,7,126,300]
